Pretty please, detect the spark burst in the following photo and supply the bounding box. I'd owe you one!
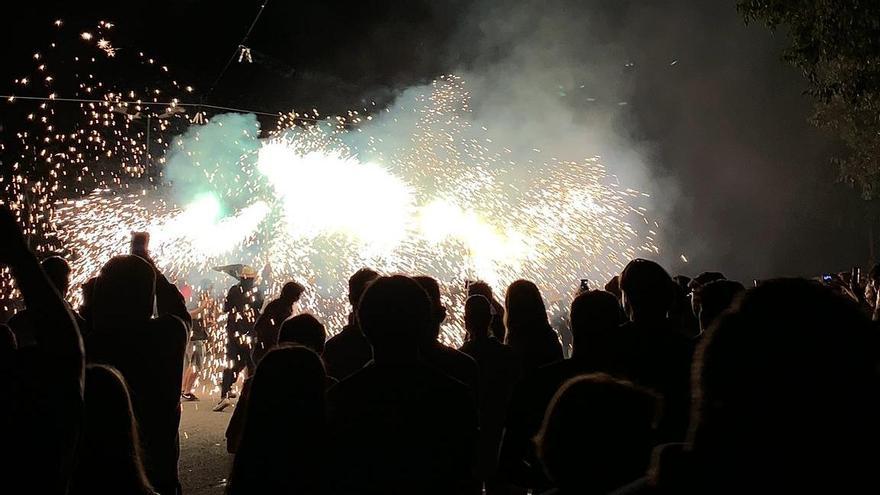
[2,21,659,395]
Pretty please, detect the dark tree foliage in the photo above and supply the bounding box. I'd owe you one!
[737,1,880,197]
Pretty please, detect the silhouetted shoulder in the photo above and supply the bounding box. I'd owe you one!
[422,343,480,392]
[150,314,188,343]
[322,324,372,380]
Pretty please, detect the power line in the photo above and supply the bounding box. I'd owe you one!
[1,94,349,125]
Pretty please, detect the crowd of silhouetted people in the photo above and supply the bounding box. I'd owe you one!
[3,203,880,494]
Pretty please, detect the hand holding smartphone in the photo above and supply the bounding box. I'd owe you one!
[131,231,150,257]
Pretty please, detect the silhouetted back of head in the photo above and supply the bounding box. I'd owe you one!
[93,255,156,330]
[696,279,744,332]
[243,345,326,437]
[673,275,692,293]
[536,373,659,494]
[413,275,446,340]
[570,290,622,354]
[604,275,622,301]
[464,295,493,339]
[620,259,673,321]
[505,279,550,333]
[468,281,494,300]
[691,279,880,490]
[229,345,326,494]
[41,255,71,297]
[348,268,380,308]
[81,276,97,306]
[70,364,154,495]
[691,271,726,289]
[357,275,431,357]
[279,281,305,303]
[278,313,327,354]
[413,276,442,308]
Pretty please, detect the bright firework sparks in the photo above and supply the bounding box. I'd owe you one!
[52,76,658,342]
[2,21,659,394]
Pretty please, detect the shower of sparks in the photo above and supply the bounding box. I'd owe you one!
[1,20,659,394]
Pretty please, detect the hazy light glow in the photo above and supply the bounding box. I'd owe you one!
[258,141,413,249]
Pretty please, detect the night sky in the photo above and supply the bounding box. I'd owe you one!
[1,0,869,282]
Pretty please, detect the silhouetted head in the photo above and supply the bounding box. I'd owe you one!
[695,279,744,333]
[358,275,431,361]
[467,281,494,300]
[687,271,725,306]
[504,279,550,334]
[81,276,97,306]
[673,275,692,294]
[690,279,880,490]
[619,259,673,322]
[279,281,305,304]
[280,281,306,304]
[41,255,71,297]
[242,345,326,434]
[92,255,156,330]
[692,271,726,288]
[536,373,659,494]
[413,275,447,342]
[70,365,154,495]
[278,313,326,354]
[348,268,380,308]
[229,345,326,494]
[604,275,622,301]
[240,265,258,280]
[569,290,623,357]
[239,277,255,291]
[76,276,98,329]
[464,295,493,340]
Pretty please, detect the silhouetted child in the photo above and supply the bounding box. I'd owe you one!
[69,365,157,495]
[536,374,659,494]
[227,346,327,494]
[226,312,332,453]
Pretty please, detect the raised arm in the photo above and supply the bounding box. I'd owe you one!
[1,206,84,494]
[0,207,83,368]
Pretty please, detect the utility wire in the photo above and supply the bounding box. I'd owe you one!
[1,94,350,125]
[203,0,271,103]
